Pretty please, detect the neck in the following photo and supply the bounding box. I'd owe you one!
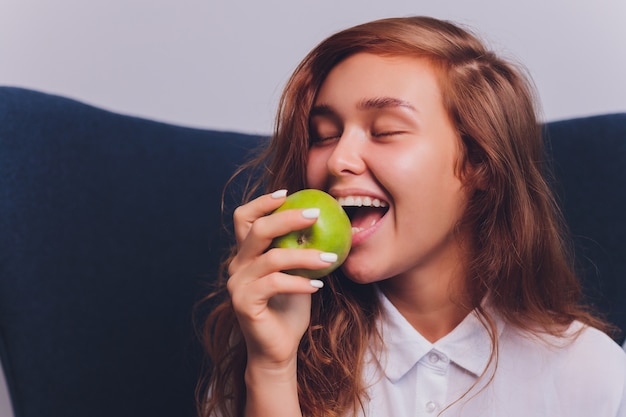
[379,267,472,343]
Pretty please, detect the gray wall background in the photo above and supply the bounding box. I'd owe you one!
[1,0,625,415]
[2,0,626,135]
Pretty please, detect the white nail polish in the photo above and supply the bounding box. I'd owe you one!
[271,189,288,199]
[310,279,324,288]
[320,252,338,263]
[302,208,320,219]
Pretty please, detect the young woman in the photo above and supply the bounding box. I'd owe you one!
[197,16,626,417]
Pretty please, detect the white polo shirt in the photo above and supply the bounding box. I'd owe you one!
[359,291,626,417]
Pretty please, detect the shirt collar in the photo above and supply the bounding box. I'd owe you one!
[373,288,505,382]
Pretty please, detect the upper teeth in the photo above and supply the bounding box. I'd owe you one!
[337,196,388,208]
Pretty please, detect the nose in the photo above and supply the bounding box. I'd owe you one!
[326,129,366,177]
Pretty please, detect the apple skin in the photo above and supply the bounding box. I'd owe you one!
[271,189,352,279]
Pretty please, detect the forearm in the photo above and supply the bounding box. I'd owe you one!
[244,359,303,417]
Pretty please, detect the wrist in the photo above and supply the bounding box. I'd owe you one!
[244,357,302,417]
[245,355,298,385]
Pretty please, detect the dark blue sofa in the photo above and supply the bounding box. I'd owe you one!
[0,86,625,417]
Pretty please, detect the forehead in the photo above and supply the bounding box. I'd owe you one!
[314,53,444,112]
[314,53,443,118]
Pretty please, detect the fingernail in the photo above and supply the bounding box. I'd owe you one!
[271,189,288,199]
[310,279,324,288]
[320,252,338,263]
[302,208,320,219]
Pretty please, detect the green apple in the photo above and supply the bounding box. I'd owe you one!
[271,189,352,278]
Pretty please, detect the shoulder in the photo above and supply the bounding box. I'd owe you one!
[499,321,626,413]
[565,322,625,357]
[554,323,625,379]
[501,321,625,373]
[552,324,626,414]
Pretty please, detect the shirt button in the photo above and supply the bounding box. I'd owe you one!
[425,401,437,413]
[428,353,440,364]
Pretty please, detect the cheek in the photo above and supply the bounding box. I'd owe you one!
[305,150,328,188]
[389,145,465,211]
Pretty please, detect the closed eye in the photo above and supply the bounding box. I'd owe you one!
[309,104,343,146]
[310,121,342,147]
[310,133,341,146]
[371,130,407,138]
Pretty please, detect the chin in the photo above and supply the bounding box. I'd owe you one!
[340,263,385,285]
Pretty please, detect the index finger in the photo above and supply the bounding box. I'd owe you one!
[233,189,288,245]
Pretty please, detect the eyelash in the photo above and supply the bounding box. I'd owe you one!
[310,130,405,145]
[372,131,403,138]
[310,134,340,146]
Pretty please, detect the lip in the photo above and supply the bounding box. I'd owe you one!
[329,187,390,247]
[328,187,389,204]
[350,212,386,246]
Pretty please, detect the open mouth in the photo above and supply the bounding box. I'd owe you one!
[337,196,389,234]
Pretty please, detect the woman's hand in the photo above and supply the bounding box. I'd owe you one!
[227,189,335,372]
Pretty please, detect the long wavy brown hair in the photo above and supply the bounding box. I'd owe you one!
[196,16,612,417]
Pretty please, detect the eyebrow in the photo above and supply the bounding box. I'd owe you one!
[309,103,335,117]
[358,97,417,112]
[310,96,418,117]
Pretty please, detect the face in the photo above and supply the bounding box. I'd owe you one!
[306,52,472,286]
